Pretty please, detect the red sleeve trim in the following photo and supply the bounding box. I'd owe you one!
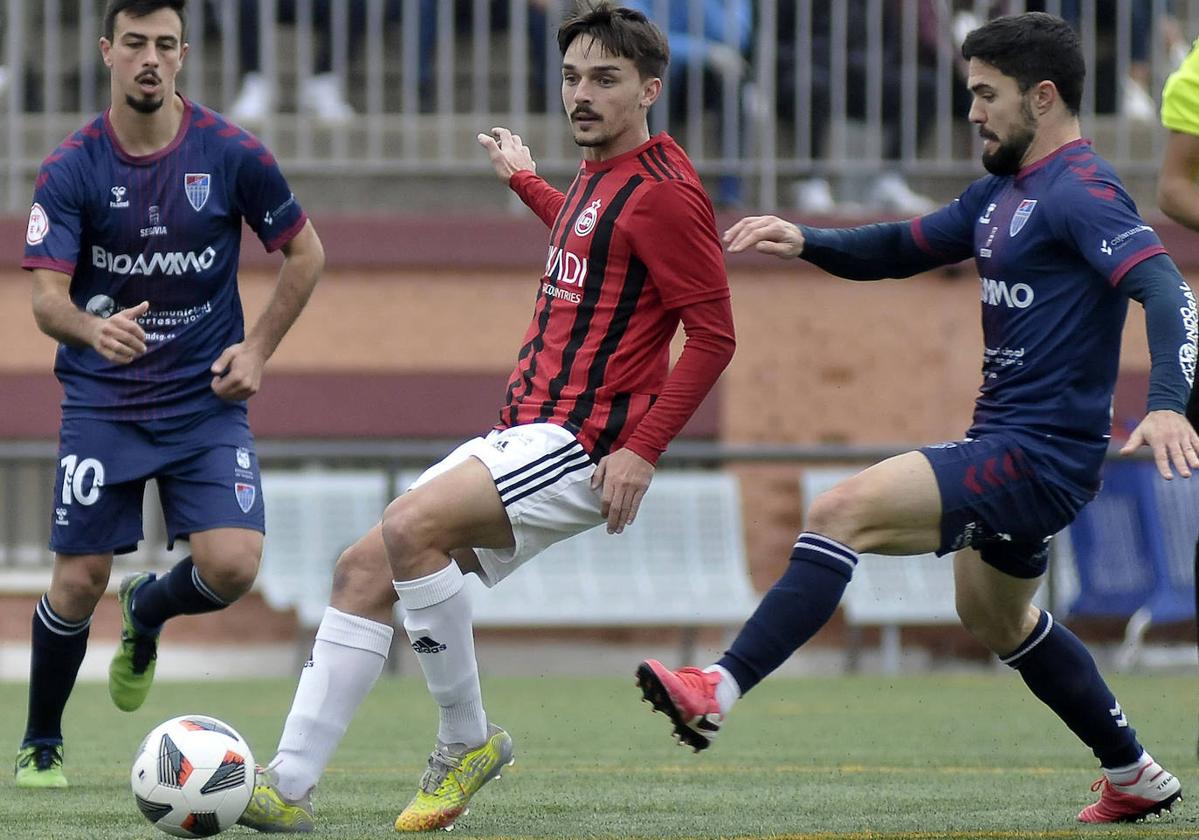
[1110,245,1168,287]
[264,212,308,253]
[23,256,75,275]
[910,216,941,258]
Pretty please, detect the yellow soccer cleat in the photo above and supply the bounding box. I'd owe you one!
[108,572,159,712]
[238,766,315,833]
[14,743,68,789]
[395,723,514,832]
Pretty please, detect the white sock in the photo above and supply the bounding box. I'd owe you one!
[703,664,741,716]
[272,606,393,802]
[394,564,487,748]
[1104,750,1150,785]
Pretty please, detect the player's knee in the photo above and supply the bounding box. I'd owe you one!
[380,495,440,573]
[197,552,259,602]
[806,484,871,547]
[955,594,1026,655]
[50,557,109,616]
[330,543,395,613]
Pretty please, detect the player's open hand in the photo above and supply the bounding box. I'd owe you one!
[723,215,805,258]
[590,448,655,535]
[210,341,267,401]
[477,126,536,182]
[91,300,149,364]
[1120,409,1199,479]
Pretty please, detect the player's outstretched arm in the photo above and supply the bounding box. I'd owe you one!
[211,219,324,401]
[1121,410,1199,479]
[477,127,536,182]
[723,215,805,258]
[31,268,148,364]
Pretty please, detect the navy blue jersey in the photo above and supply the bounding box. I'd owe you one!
[22,96,307,420]
[910,139,1166,489]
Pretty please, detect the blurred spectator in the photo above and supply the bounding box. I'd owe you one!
[780,1,943,215]
[419,0,552,112]
[626,0,752,206]
[225,0,364,125]
[986,0,1188,120]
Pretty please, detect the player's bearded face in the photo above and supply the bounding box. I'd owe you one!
[561,38,647,152]
[104,9,186,115]
[979,94,1037,176]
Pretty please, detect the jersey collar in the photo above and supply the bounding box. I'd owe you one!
[103,94,194,165]
[1016,137,1090,181]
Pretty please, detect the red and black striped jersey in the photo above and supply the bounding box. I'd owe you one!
[502,133,732,462]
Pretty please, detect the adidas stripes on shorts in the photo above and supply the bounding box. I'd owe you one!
[406,423,605,586]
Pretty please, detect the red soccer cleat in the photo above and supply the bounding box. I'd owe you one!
[1077,757,1182,823]
[635,659,724,752]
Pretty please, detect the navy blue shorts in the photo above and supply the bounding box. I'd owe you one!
[920,435,1092,578]
[50,405,264,555]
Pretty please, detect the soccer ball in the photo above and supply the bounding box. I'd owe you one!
[130,714,255,837]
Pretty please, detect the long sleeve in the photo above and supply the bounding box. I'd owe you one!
[622,296,735,464]
[1120,253,1197,413]
[509,170,566,229]
[800,219,964,280]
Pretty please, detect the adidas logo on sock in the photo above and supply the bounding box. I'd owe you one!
[410,636,447,654]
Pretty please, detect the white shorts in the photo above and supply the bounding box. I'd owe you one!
[406,423,604,586]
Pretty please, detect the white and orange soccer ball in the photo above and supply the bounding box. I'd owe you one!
[130,714,255,837]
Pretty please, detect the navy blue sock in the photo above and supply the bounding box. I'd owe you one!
[23,595,90,746]
[718,532,857,695]
[1003,610,1142,768]
[130,557,230,630]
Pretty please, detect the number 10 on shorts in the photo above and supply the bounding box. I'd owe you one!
[60,454,105,506]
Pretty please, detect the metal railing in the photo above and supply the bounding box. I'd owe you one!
[1,1,1197,209]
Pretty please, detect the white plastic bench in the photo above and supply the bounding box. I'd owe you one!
[258,468,759,661]
[801,468,959,674]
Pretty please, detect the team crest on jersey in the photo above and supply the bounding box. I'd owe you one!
[184,173,211,211]
[573,199,602,237]
[1009,199,1037,237]
[26,203,49,245]
[234,482,256,513]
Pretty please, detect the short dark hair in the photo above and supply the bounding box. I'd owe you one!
[557,1,669,81]
[103,0,187,42]
[961,12,1084,115]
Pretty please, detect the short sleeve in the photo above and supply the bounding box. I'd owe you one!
[1052,177,1166,286]
[622,179,730,310]
[1162,40,1199,136]
[22,158,84,276]
[231,140,307,252]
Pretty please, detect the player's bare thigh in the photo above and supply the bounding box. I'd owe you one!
[381,456,513,579]
[806,450,942,554]
[953,547,1042,654]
